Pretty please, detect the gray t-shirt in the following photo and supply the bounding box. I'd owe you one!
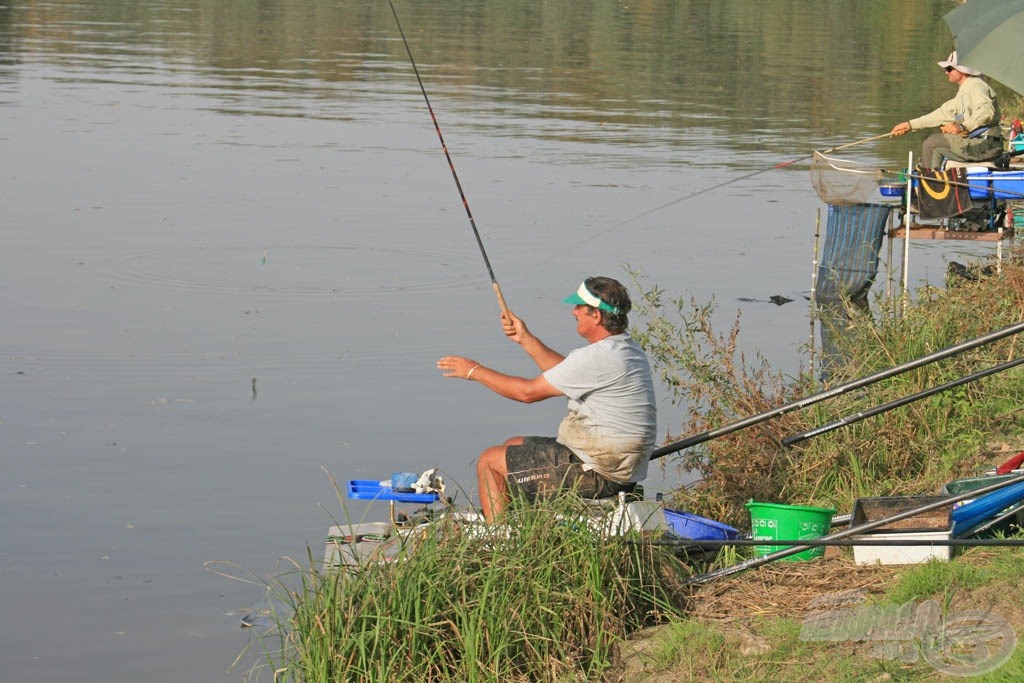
[542,334,656,483]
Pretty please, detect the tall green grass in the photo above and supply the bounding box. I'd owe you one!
[264,496,690,682]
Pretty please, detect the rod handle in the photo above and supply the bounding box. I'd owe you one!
[492,281,511,320]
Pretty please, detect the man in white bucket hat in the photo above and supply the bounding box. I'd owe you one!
[889,51,1001,168]
[437,276,656,522]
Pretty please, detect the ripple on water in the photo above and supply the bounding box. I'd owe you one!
[97,243,481,301]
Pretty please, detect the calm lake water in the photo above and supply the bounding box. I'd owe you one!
[0,0,998,680]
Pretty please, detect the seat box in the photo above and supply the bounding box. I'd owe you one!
[969,168,1024,200]
[991,171,1024,199]
[966,167,993,199]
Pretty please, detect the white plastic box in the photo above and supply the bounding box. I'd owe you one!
[599,499,668,536]
[852,530,952,565]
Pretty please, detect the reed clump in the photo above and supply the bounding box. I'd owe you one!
[632,259,1024,528]
[267,496,689,683]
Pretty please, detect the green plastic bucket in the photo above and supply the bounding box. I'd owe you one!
[745,500,836,561]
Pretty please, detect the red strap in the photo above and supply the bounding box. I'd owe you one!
[996,450,1024,475]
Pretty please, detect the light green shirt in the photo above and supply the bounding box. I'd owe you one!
[909,76,999,133]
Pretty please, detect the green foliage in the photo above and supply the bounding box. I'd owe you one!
[884,559,986,606]
[635,616,920,682]
[631,262,1024,528]
[265,496,690,683]
[638,620,727,679]
[628,269,799,527]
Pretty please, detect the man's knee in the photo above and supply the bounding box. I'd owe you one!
[478,445,509,476]
[921,133,948,168]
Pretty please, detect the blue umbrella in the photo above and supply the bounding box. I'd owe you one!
[944,0,1024,95]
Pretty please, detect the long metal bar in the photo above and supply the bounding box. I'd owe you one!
[685,473,1024,585]
[902,150,912,308]
[651,320,1024,460]
[656,537,1024,548]
[781,356,1024,447]
[809,208,820,379]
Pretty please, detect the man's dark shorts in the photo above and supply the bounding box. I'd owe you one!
[505,436,632,502]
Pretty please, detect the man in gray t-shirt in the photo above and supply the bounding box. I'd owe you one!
[437,276,656,523]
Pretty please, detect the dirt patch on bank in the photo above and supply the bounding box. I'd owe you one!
[687,553,900,624]
[616,549,1024,682]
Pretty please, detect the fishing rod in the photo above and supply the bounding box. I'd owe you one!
[685,472,1024,585]
[598,131,895,236]
[388,1,510,319]
[650,319,1024,460]
[781,356,1024,447]
[775,131,894,169]
[646,537,1024,548]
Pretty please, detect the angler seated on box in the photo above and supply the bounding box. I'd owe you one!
[436,277,657,523]
[889,51,1002,170]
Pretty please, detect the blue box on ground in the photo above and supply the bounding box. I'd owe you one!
[664,509,739,541]
[347,480,440,503]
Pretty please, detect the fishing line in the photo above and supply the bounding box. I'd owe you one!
[388,0,510,319]
[567,132,896,253]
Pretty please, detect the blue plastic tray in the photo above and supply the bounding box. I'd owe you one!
[347,480,440,503]
[664,509,739,541]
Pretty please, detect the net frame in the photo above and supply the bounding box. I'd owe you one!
[811,151,892,206]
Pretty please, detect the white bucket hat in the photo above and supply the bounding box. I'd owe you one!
[937,51,981,76]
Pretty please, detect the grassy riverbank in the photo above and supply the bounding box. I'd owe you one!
[255,257,1024,682]
[623,257,1024,681]
[619,547,1024,681]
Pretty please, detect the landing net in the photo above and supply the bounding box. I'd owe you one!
[811,151,894,205]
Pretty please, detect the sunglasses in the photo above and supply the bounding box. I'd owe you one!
[945,66,955,73]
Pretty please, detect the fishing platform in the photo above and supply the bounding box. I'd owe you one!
[811,150,1024,311]
[888,158,1024,244]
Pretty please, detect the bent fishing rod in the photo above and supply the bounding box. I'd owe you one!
[388,1,510,319]
[650,319,1024,461]
[782,355,1024,447]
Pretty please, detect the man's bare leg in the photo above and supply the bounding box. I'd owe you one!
[477,437,523,523]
